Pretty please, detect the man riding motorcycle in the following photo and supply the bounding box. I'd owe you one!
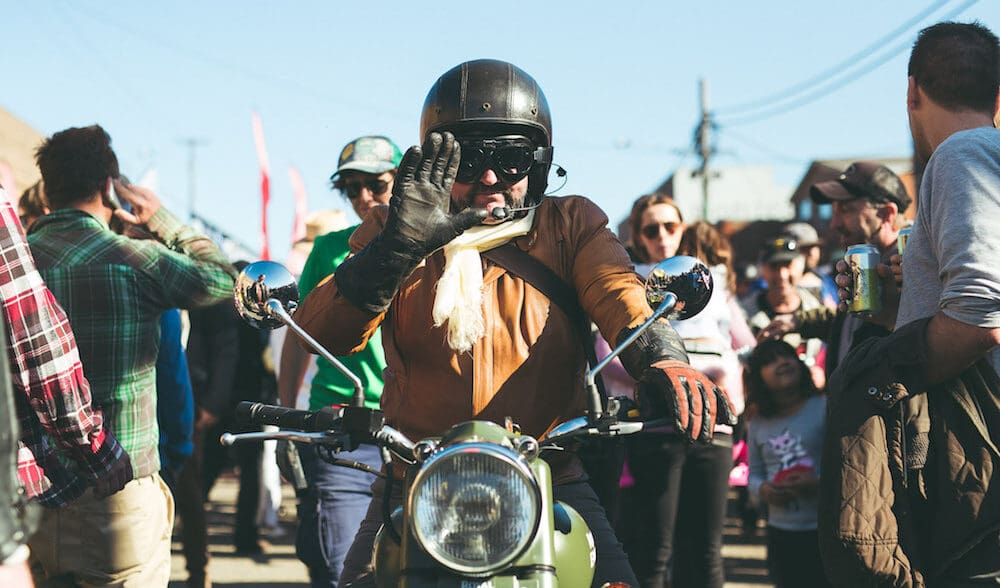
[294,58,736,587]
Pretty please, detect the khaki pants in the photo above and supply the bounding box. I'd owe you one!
[28,474,174,588]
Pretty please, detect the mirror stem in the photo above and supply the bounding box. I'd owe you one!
[266,299,366,407]
[585,293,677,419]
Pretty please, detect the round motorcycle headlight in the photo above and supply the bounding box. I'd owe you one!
[408,442,541,575]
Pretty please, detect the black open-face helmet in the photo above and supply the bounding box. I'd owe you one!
[420,59,553,204]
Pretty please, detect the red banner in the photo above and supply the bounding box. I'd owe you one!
[251,111,271,260]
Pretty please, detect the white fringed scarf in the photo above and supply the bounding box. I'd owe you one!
[432,211,536,353]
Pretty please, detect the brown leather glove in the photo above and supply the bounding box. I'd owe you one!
[618,321,737,443]
[641,359,737,443]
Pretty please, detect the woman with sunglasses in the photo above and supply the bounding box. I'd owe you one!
[621,196,752,587]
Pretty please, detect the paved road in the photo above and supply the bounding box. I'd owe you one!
[170,476,773,587]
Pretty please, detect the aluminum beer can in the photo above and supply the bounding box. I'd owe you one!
[897,226,912,256]
[846,243,882,316]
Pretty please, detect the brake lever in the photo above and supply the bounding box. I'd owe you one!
[220,430,345,447]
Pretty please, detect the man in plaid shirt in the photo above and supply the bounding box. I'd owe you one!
[26,125,236,587]
[0,185,133,584]
[0,189,133,508]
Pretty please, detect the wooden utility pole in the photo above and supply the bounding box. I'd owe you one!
[695,78,713,220]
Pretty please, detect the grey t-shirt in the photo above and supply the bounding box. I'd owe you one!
[897,127,1000,376]
[747,395,826,531]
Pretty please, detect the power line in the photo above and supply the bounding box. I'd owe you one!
[716,0,953,116]
[717,0,978,124]
[721,128,810,167]
[716,0,978,127]
[45,3,170,131]
[55,0,412,124]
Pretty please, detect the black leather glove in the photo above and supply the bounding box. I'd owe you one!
[618,321,737,443]
[335,132,488,313]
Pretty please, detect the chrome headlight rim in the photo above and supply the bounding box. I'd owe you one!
[407,442,542,576]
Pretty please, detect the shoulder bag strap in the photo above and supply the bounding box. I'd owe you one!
[482,243,608,401]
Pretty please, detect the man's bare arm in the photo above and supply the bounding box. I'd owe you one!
[925,312,1000,385]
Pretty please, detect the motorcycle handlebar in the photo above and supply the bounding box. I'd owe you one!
[235,401,342,433]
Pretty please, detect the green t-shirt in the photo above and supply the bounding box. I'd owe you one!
[298,225,385,410]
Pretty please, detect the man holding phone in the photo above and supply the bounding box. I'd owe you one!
[27,125,236,587]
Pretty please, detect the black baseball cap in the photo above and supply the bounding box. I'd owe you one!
[810,161,912,213]
[759,235,802,264]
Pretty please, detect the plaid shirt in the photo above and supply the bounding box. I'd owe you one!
[28,207,235,482]
[0,192,125,507]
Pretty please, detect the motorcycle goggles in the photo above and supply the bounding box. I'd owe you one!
[455,136,552,184]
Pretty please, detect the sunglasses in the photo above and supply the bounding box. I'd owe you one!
[640,221,682,240]
[339,178,391,200]
[455,138,549,184]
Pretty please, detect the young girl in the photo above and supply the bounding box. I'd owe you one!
[746,339,830,588]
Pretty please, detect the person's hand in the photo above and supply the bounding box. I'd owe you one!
[111,178,162,225]
[276,439,308,490]
[871,260,901,330]
[332,132,489,314]
[195,407,220,431]
[834,258,898,330]
[888,252,903,287]
[774,471,818,496]
[834,259,853,313]
[757,313,797,342]
[641,359,737,443]
[760,481,794,507]
[93,454,134,499]
[385,132,487,257]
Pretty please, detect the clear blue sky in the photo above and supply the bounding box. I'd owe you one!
[4,0,998,261]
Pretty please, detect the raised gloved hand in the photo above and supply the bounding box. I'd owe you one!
[618,321,737,443]
[335,132,487,313]
[386,132,487,256]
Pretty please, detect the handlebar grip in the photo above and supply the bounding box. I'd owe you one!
[235,401,341,432]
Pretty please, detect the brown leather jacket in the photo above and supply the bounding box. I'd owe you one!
[296,196,655,483]
[818,317,1000,587]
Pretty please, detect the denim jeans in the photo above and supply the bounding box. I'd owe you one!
[295,443,381,588]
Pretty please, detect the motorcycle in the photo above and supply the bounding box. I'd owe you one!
[222,255,714,587]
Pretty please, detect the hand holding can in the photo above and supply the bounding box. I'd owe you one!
[845,244,882,317]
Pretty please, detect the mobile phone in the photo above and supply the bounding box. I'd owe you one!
[106,175,132,211]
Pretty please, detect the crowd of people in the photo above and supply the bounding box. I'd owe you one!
[0,18,997,588]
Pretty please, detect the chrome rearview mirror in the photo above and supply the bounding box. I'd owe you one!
[234,261,300,330]
[233,260,366,407]
[645,255,713,321]
[584,255,714,421]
